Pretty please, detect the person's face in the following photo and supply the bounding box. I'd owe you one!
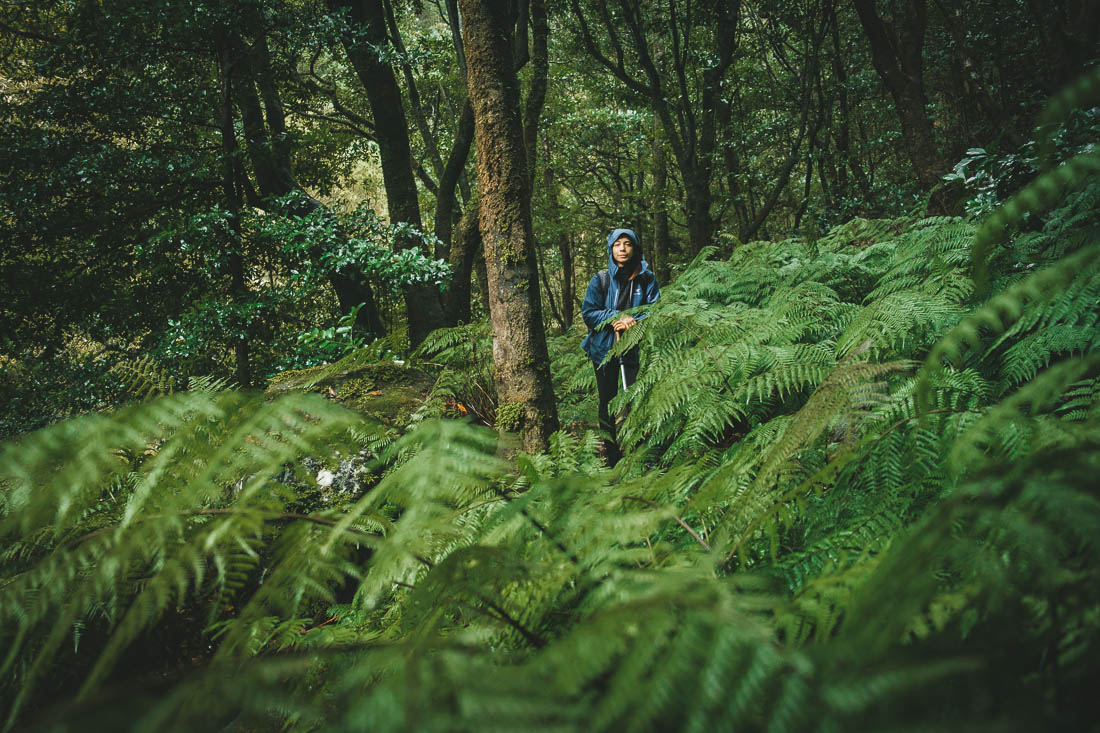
[612,235,635,266]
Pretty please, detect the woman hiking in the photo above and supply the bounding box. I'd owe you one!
[581,228,661,465]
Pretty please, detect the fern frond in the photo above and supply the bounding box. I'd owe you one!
[111,356,179,400]
[972,155,1100,288]
[999,324,1100,385]
[703,356,911,563]
[917,243,1100,411]
[0,392,371,722]
[949,354,1100,472]
[837,290,964,359]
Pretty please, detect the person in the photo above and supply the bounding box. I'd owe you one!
[581,228,660,464]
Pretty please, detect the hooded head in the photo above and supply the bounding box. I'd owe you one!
[607,228,644,277]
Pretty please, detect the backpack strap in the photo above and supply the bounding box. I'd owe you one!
[598,269,610,295]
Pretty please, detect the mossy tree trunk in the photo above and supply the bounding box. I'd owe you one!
[460,0,559,452]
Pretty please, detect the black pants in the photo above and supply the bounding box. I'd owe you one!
[595,358,639,447]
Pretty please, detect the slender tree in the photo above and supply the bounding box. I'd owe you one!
[569,0,741,255]
[329,0,447,347]
[224,23,387,337]
[651,130,672,284]
[934,0,1025,148]
[216,33,253,388]
[852,0,947,193]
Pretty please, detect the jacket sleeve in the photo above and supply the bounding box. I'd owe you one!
[581,274,618,329]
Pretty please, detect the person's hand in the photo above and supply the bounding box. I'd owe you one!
[612,315,637,332]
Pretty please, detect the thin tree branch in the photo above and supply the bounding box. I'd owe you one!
[623,495,711,551]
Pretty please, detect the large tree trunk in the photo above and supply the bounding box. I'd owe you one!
[460,0,559,452]
[852,0,947,193]
[330,0,446,347]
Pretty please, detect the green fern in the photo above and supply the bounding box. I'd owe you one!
[0,392,370,725]
[111,356,180,400]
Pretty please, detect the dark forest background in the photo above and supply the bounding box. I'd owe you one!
[2,0,1093,432]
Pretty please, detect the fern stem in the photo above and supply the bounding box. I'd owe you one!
[474,594,548,648]
[71,508,382,546]
[623,495,711,551]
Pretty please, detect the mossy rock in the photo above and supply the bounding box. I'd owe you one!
[266,349,434,426]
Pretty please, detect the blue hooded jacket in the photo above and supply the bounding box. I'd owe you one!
[580,228,661,365]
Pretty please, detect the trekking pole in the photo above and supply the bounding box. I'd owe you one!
[615,329,628,390]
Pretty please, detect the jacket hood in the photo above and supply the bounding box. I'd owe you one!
[607,228,650,278]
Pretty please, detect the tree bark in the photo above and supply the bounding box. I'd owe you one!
[460,0,559,451]
[330,0,446,347]
[445,201,481,325]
